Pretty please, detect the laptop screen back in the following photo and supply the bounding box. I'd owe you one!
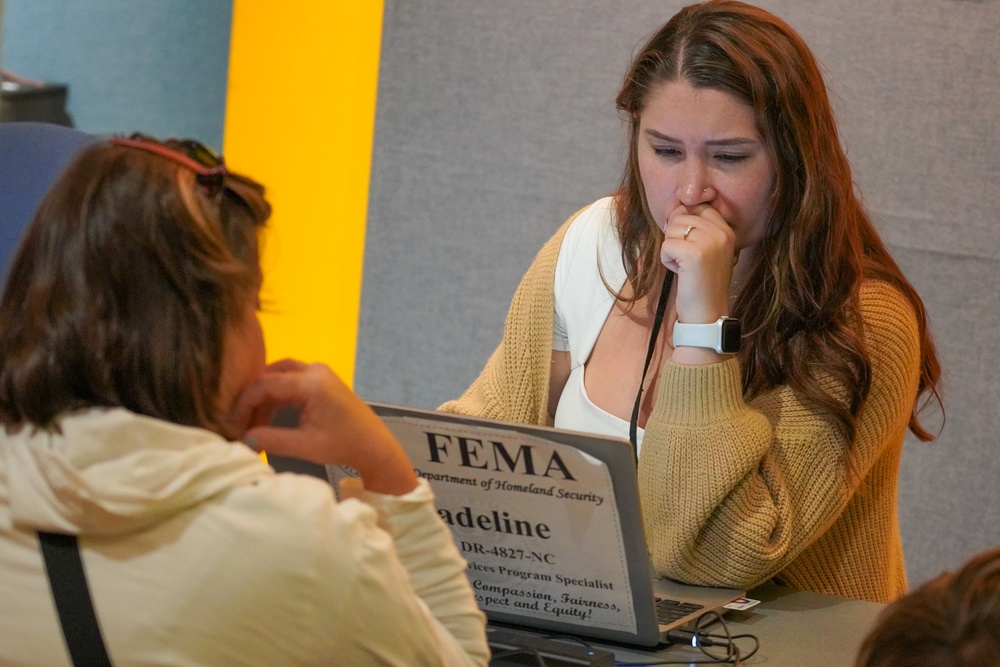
[329,403,668,645]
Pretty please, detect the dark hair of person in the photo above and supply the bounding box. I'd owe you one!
[0,138,270,436]
[613,0,942,443]
[855,547,1000,667]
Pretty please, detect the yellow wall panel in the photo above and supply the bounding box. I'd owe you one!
[223,1,384,385]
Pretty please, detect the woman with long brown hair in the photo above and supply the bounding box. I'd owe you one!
[442,0,942,603]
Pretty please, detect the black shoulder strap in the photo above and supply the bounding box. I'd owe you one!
[38,531,113,667]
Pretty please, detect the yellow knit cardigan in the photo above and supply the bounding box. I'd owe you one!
[441,207,921,603]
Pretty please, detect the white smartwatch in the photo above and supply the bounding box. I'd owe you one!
[673,317,741,354]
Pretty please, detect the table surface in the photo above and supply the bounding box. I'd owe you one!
[490,582,886,666]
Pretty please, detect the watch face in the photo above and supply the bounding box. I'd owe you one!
[720,318,741,353]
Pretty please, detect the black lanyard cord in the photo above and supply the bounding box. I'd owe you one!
[628,270,674,461]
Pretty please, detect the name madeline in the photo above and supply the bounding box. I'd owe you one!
[438,506,552,539]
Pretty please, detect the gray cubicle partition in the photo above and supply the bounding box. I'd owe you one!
[356,1,1000,589]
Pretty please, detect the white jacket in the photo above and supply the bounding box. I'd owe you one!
[0,408,489,666]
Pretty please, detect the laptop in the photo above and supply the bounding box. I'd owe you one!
[327,402,745,648]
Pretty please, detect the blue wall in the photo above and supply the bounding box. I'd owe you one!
[0,0,232,149]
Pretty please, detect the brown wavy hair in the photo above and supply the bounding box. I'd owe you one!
[855,546,1000,667]
[0,137,270,436]
[614,0,941,442]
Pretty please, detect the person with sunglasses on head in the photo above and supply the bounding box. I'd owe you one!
[0,135,489,666]
[440,0,942,604]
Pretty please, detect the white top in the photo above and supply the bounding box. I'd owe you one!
[0,408,488,666]
[552,197,645,452]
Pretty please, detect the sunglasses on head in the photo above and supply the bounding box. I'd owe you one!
[110,134,228,198]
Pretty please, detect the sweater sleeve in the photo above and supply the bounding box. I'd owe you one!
[332,479,489,666]
[637,280,922,592]
[438,213,579,425]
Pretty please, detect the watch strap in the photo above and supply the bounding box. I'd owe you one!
[673,317,740,354]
